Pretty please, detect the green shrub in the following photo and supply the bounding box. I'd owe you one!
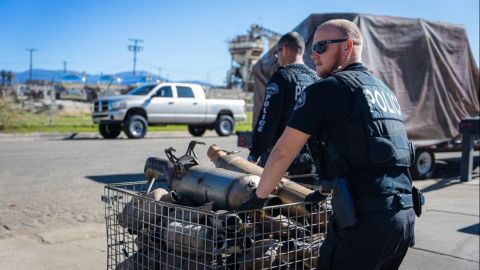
[0,99,18,130]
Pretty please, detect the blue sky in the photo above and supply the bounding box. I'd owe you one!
[0,0,478,85]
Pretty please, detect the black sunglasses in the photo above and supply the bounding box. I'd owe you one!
[273,43,291,59]
[312,39,348,54]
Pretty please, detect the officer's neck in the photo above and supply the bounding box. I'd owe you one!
[292,55,304,65]
[330,61,362,74]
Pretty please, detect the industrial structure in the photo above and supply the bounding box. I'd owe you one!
[226,24,280,92]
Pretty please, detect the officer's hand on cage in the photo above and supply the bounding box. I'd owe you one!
[237,189,267,212]
[304,190,328,212]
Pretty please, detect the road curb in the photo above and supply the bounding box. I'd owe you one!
[0,130,224,140]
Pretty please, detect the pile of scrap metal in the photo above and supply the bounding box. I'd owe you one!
[115,141,329,270]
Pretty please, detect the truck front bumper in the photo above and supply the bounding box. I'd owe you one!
[92,110,126,124]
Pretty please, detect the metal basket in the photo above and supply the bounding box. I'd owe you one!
[103,181,329,270]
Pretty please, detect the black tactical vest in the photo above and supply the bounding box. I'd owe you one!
[277,64,320,105]
[318,69,414,177]
[277,64,320,177]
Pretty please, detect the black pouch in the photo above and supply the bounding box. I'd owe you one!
[412,186,425,217]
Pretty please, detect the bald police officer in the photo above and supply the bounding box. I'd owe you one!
[248,32,319,186]
[239,19,418,269]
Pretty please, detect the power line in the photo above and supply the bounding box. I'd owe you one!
[26,48,37,81]
[128,38,143,76]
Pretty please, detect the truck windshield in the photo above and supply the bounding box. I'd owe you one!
[128,85,156,95]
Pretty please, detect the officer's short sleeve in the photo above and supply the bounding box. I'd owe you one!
[288,78,354,135]
[288,84,321,135]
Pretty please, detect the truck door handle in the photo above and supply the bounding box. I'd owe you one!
[168,102,174,105]
[193,102,198,105]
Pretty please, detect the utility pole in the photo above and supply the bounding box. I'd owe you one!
[26,48,37,82]
[63,61,67,74]
[128,38,143,76]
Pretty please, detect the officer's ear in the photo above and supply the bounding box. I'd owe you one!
[345,39,353,51]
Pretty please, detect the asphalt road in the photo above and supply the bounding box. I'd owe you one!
[0,132,478,269]
[0,131,242,235]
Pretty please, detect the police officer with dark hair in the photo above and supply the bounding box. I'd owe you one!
[248,31,319,186]
[239,19,423,269]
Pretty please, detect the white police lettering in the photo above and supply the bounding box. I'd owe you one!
[363,89,375,112]
[295,85,306,101]
[374,90,387,112]
[257,83,278,132]
[294,90,307,110]
[382,91,399,115]
[391,94,401,115]
[362,88,402,116]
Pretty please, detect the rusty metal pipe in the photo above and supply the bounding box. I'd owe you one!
[145,157,258,210]
[210,210,244,234]
[207,145,327,225]
[207,145,312,202]
[162,221,224,254]
[170,165,261,210]
[117,188,171,234]
[145,156,285,213]
[144,157,175,186]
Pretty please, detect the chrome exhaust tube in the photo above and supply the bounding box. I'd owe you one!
[170,165,260,210]
[207,145,327,225]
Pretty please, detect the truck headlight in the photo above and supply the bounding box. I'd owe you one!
[111,101,127,110]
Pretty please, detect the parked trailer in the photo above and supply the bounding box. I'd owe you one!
[236,130,480,180]
[245,14,479,181]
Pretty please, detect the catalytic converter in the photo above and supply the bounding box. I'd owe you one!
[207,145,329,225]
[143,141,282,211]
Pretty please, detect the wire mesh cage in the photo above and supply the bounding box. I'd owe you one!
[103,181,329,270]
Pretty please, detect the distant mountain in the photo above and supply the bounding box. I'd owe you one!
[11,69,214,87]
[178,80,214,88]
[13,69,76,83]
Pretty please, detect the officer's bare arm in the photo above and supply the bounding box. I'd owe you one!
[256,127,311,198]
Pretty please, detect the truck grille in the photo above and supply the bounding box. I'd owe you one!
[94,101,109,112]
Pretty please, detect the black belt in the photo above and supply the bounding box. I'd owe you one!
[355,193,414,212]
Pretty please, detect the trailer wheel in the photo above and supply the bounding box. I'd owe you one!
[410,150,435,180]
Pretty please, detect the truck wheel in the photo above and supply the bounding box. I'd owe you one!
[123,115,148,139]
[188,125,206,137]
[99,123,121,139]
[215,115,234,136]
[410,150,435,180]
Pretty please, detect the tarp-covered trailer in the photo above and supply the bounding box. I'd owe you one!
[241,13,479,179]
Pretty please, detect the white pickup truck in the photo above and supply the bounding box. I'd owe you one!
[92,83,246,139]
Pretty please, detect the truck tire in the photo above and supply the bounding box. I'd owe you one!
[215,115,234,136]
[188,125,206,137]
[99,123,121,139]
[410,149,435,180]
[123,115,148,139]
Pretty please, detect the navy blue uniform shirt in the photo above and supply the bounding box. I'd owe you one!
[288,63,411,199]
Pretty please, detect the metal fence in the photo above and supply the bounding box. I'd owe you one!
[103,181,329,270]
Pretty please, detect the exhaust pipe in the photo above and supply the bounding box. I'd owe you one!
[162,221,225,254]
[207,145,328,225]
